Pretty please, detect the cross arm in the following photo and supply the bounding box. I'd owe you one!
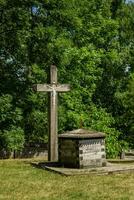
[33,84,70,92]
[33,84,52,92]
[56,84,70,92]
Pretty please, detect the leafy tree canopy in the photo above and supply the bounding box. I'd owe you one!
[0,0,134,157]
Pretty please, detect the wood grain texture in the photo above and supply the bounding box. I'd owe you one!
[35,65,70,161]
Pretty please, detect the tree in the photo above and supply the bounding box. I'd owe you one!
[0,95,24,153]
[111,1,134,146]
[115,73,134,147]
[0,0,132,157]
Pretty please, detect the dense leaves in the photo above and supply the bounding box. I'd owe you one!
[0,0,134,157]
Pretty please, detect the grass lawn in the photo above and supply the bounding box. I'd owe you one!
[0,159,134,200]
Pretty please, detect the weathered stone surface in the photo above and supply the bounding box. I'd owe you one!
[58,129,106,168]
[36,161,134,176]
[58,129,105,139]
[58,139,78,168]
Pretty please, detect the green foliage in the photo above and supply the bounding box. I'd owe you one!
[115,73,134,147]
[0,0,134,157]
[0,95,24,151]
[1,127,25,152]
[0,94,23,130]
[25,109,48,143]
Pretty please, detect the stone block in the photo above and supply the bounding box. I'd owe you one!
[58,129,106,168]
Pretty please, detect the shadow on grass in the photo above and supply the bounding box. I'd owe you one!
[31,161,62,169]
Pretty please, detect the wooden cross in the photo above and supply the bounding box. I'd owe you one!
[34,65,70,161]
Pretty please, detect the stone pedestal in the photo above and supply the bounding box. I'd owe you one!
[58,129,106,168]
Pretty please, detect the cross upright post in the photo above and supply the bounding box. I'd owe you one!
[35,65,70,162]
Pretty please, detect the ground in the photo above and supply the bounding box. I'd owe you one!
[0,158,134,200]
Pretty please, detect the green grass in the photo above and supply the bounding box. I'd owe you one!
[0,159,134,200]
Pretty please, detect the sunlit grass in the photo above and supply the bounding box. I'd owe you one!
[0,159,134,200]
